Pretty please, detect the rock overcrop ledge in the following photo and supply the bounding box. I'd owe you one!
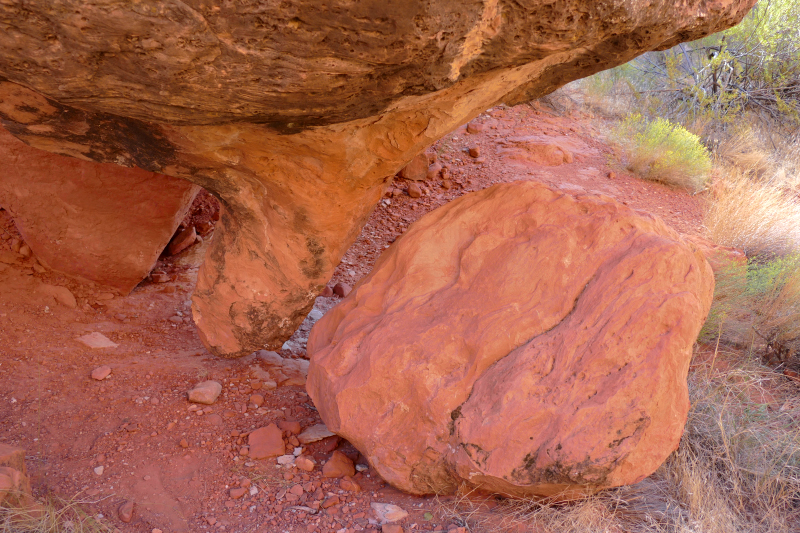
[0,0,752,356]
[307,181,714,497]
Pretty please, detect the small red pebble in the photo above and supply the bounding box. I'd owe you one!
[321,495,339,509]
[277,419,302,435]
[339,475,362,492]
[249,394,264,407]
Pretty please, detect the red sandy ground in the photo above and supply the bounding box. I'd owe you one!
[0,102,707,533]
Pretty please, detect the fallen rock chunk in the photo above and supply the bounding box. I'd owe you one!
[382,525,404,533]
[398,153,428,182]
[91,365,112,380]
[38,284,77,308]
[500,141,573,166]
[340,475,362,492]
[277,420,302,435]
[77,332,118,349]
[320,286,334,297]
[118,500,135,523]
[321,495,339,509]
[277,454,295,466]
[256,350,283,366]
[0,126,199,293]
[150,271,171,283]
[253,350,309,386]
[295,455,316,472]
[307,181,714,497]
[249,394,264,407]
[249,424,285,459]
[167,225,197,256]
[298,423,335,444]
[468,146,480,158]
[333,283,351,298]
[323,450,355,479]
[406,183,422,198]
[371,503,409,524]
[187,381,222,405]
[230,487,247,499]
[205,414,223,426]
[466,121,485,134]
[426,162,443,182]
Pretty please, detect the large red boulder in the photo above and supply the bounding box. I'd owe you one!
[307,181,714,497]
[0,126,199,293]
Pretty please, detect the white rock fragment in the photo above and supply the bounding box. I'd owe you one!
[277,454,295,466]
[371,502,408,523]
[77,332,118,349]
[298,423,335,444]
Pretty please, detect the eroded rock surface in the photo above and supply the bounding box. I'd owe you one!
[0,126,198,293]
[0,0,753,356]
[307,182,714,497]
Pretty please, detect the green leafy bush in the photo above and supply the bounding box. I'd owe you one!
[623,0,800,130]
[611,113,712,191]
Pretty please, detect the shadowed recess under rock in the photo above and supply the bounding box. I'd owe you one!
[0,0,754,357]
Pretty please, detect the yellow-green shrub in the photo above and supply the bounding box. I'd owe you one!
[612,114,712,191]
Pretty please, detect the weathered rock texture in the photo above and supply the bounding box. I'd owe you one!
[307,182,714,497]
[0,126,199,293]
[0,0,752,356]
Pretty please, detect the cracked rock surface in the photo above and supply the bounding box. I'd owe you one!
[307,181,714,497]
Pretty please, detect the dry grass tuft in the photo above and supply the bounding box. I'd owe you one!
[712,129,774,179]
[703,168,800,257]
[436,351,800,533]
[703,126,800,257]
[0,494,114,533]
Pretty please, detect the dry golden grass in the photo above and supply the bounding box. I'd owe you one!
[436,350,800,533]
[713,129,774,179]
[703,167,800,257]
[0,495,113,533]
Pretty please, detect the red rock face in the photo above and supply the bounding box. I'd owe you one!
[0,0,753,356]
[307,181,714,497]
[0,126,198,294]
